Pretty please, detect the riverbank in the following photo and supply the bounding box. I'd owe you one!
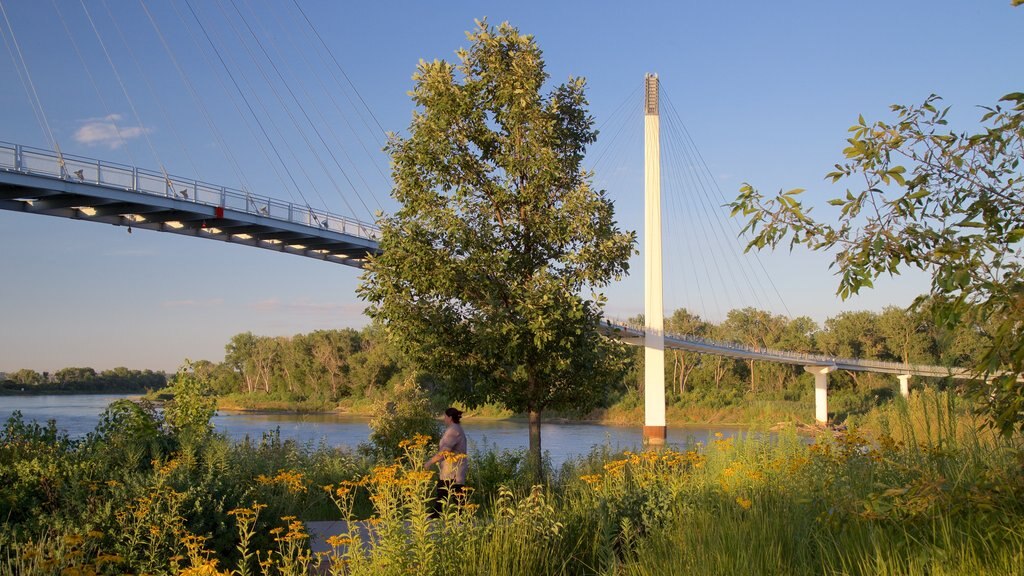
[0,386,151,396]
[210,394,818,429]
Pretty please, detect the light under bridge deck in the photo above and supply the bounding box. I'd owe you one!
[605,322,974,380]
[0,142,381,268]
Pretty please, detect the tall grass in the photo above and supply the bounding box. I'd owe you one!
[2,391,1022,575]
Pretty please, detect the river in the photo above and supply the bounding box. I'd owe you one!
[1,394,749,467]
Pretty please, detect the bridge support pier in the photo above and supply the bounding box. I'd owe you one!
[642,73,666,446]
[805,365,834,425]
[898,374,911,398]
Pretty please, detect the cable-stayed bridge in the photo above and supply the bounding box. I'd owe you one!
[0,0,986,438]
[0,141,380,267]
[0,133,982,434]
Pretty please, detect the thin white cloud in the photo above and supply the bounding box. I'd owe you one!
[248,298,363,316]
[251,298,281,311]
[73,114,151,150]
[103,248,157,257]
[161,298,225,309]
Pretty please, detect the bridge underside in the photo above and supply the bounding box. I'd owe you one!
[0,171,380,268]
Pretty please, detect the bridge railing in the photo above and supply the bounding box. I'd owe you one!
[0,141,381,241]
[604,319,969,377]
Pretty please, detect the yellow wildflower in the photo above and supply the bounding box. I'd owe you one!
[326,534,352,548]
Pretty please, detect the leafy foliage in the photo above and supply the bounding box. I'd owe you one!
[359,20,636,471]
[164,361,218,444]
[362,376,442,461]
[731,92,1024,434]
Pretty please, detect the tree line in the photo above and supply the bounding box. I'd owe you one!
[621,302,987,410]
[187,326,415,403]
[0,366,167,394]
[0,301,984,407]
[174,300,985,411]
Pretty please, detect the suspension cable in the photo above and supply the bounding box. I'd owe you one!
[664,90,793,318]
[181,0,312,210]
[0,0,65,169]
[229,0,374,220]
[289,0,387,142]
[79,0,171,187]
[52,0,139,167]
[213,0,335,214]
[138,0,256,203]
[100,0,202,180]
[254,0,387,212]
[661,89,793,319]
[167,0,294,204]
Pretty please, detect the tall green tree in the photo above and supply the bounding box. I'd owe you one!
[877,305,932,365]
[360,20,635,475]
[731,91,1024,434]
[665,309,708,396]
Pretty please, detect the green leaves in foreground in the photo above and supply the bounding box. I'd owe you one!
[729,91,1024,435]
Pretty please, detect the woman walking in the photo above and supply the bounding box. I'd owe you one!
[424,407,468,515]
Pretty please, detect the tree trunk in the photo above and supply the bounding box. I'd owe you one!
[528,409,543,484]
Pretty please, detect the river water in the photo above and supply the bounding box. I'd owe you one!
[1,394,748,467]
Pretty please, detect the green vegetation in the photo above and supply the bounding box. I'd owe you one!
[359,19,635,477]
[0,366,166,395]
[731,91,1024,434]
[51,298,977,428]
[3,377,1022,575]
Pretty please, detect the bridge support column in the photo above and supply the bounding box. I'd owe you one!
[643,73,666,445]
[804,366,834,425]
[898,374,911,398]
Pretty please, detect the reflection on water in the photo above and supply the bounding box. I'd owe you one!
[1,394,750,467]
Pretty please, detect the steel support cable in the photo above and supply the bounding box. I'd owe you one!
[79,0,172,188]
[660,111,721,323]
[0,0,64,168]
[664,94,776,314]
[235,0,378,219]
[52,0,140,168]
[664,92,793,318]
[661,106,742,318]
[216,0,341,216]
[589,86,642,194]
[661,132,715,325]
[100,0,203,182]
[663,91,792,316]
[268,0,390,204]
[138,0,256,202]
[589,109,637,194]
[289,0,387,143]
[664,111,766,316]
[253,0,385,215]
[581,89,642,318]
[0,15,50,154]
[168,0,295,206]
[589,85,641,172]
[590,117,637,188]
[662,93,774,314]
[181,0,311,210]
[680,118,795,320]
[289,0,395,202]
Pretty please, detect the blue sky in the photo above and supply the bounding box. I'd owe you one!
[1,1,1020,373]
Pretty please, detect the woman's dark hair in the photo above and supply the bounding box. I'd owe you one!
[444,407,463,423]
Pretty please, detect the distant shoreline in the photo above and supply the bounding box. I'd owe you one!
[0,388,148,396]
[3,390,818,430]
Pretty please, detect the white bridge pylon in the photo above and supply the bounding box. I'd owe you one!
[631,74,969,436]
[643,74,666,444]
